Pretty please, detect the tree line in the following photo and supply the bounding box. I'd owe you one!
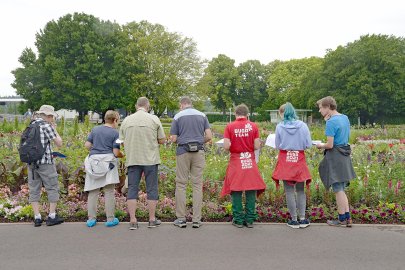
[12,13,405,124]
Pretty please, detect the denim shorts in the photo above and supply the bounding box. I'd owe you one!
[331,182,349,193]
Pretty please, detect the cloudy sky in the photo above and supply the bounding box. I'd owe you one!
[1,0,404,96]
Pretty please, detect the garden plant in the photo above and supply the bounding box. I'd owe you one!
[0,118,404,224]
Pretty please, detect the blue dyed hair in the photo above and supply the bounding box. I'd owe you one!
[279,102,297,124]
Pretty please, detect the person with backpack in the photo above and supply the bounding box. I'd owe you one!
[21,105,64,227]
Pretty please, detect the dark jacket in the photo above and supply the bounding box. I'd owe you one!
[318,145,356,188]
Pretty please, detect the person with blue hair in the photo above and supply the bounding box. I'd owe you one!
[272,102,312,228]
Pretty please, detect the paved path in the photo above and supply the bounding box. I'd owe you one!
[1,222,404,270]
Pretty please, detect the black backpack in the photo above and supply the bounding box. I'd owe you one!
[19,120,46,164]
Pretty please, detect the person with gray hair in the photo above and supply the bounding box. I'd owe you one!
[29,105,64,227]
[119,97,166,230]
[170,96,212,228]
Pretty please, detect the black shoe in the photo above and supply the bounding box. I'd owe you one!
[46,215,64,226]
[34,218,42,227]
[244,222,254,228]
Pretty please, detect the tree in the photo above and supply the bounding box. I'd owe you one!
[13,13,131,117]
[200,54,239,114]
[235,60,268,114]
[122,21,204,115]
[264,57,323,110]
[316,34,405,124]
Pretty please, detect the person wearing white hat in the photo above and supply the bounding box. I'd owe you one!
[29,105,64,227]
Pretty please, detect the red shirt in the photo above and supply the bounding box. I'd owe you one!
[224,118,259,153]
[221,118,266,196]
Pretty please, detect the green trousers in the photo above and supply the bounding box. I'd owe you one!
[231,190,257,225]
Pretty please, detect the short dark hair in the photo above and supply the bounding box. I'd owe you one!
[235,104,249,116]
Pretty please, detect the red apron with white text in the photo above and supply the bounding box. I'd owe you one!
[272,150,311,187]
[220,151,266,197]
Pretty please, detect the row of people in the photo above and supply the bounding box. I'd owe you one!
[27,96,356,229]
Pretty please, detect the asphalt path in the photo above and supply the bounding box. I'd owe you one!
[1,222,404,270]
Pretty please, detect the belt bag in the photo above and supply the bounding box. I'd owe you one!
[185,142,203,152]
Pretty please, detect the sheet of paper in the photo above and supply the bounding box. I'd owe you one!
[215,138,224,147]
[265,134,276,148]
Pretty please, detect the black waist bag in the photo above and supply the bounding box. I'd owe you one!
[184,142,204,152]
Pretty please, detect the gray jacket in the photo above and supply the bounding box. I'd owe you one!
[318,145,356,188]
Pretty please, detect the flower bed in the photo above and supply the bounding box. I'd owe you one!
[0,124,404,224]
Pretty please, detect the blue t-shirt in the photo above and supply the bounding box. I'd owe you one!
[87,125,120,156]
[325,114,350,146]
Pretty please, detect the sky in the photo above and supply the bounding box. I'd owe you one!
[1,0,404,96]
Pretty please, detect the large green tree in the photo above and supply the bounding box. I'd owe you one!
[13,13,127,116]
[317,34,405,123]
[122,21,204,115]
[200,54,239,114]
[235,60,268,114]
[264,57,323,110]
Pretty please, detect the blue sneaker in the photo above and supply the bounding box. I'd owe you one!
[86,219,97,227]
[287,219,300,229]
[299,219,310,228]
[105,218,119,227]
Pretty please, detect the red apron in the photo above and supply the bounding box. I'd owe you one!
[221,151,266,197]
[272,150,311,187]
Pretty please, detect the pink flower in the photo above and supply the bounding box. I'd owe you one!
[388,180,393,190]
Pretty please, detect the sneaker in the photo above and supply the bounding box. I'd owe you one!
[34,218,42,227]
[105,218,119,227]
[86,219,97,227]
[327,219,346,227]
[232,221,243,228]
[244,222,254,228]
[346,218,353,228]
[46,215,64,226]
[192,221,202,228]
[287,220,300,229]
[299,219,310,228]
[173,219,187,228]
[129,222,139,230]
[148,219,162,228]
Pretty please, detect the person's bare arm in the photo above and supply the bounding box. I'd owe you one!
[170,135,177,143]
[204,128,212,143]
[223,138,231,151]
[254,138,261,150]
[317,136,334,149]
[113,148,124,158]
[84,141,92,150]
